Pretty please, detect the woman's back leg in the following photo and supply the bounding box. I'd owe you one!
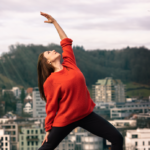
[78,111,124,150]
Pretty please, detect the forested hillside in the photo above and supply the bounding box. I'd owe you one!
[0,43,150,90]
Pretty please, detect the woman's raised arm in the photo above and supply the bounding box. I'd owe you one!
[40,12,68,40]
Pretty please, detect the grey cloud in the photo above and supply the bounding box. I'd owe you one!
[0,0,145,15]
[66,16,150,30]
[1,0,150,27]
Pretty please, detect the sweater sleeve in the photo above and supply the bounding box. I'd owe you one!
[43,83,60,132]
[60,38,77,67]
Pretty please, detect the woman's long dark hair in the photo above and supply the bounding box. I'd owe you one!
[37,52,54,102]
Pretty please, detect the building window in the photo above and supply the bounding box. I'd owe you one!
[143,141,145,145]
[21,136,24,140]
[28,141,30,146]
[32,141,34,146]
[35,130,38,134]
[27,130,30,134]
[5,137,7,140]
[135,142,138,146]
[13,137,16,141]
[149,141,150,145]
[132,135,138,138]
[31,130,34,134]
[76,135,81,142]
[22,142,24,146]
[5,142,8,146]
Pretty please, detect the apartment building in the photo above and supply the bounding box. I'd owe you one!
[16,100,23,115]
[92,77,125,103]
[19,126,45,150]
[0,119,37,150]
[32,87,46,118]
[68,132,103,150]
[125,128,150,150]
[0,129,10,150]
[54,137,75,150]
[110,102,150,119]
[0,120,18,150]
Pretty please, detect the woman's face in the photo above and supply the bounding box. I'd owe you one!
[43,50,61,64]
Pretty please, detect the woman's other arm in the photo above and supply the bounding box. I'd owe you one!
[40,12,67,40]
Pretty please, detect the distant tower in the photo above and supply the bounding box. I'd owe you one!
[92,77,125,103]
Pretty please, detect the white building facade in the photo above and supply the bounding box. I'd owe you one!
[125,128,150,150]
[109,119,137,129]
[0,129,10,150]
[32,87,46,118]
[23,102,33,115]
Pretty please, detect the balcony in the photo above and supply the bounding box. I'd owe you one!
[26,136,39,141]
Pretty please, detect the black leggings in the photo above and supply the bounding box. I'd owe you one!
[38,111,123,150]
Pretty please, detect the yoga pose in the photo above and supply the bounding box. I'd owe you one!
[37,12,123,150]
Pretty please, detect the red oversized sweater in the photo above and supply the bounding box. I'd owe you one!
[43,38,96,132]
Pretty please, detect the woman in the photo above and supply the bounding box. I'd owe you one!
[37,12,123,150]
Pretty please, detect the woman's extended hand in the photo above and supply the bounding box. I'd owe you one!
[42,131,50,145]
[40,12,56,23]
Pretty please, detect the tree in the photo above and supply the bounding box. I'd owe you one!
[2,92,16,113]
[20,88,26,103]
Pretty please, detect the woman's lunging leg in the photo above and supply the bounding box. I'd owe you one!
[78,111,123,150]
[38,121,78,150]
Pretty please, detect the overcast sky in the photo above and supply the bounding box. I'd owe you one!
[0,0,150,55]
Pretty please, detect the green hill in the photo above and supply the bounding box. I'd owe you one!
[0,43,150,98]
[125,82,150,98]
[0,74,18,89]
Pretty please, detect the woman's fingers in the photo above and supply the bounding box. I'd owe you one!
[41,13,47,17]
[40,12,49,17]
[42,139,45,145]
[42,136,48,145]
